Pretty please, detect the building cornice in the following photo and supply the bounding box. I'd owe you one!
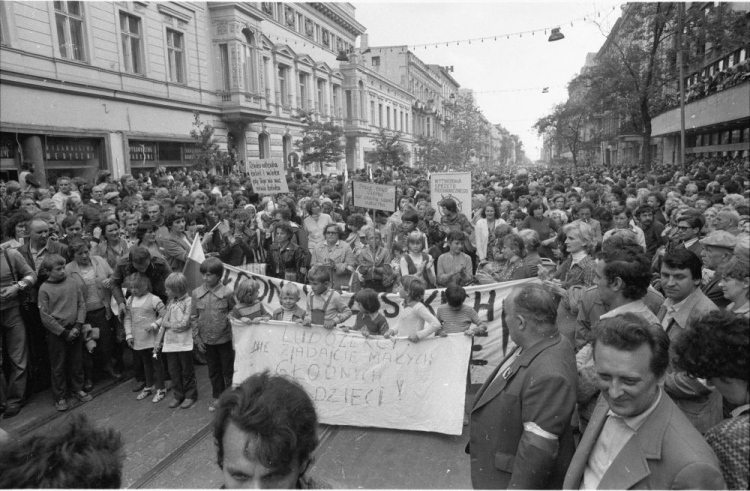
[310,2,366,37]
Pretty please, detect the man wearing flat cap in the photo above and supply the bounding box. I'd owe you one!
[699,231,738,309]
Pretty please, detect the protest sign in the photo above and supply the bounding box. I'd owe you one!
[247,159,289,194]
[352,181,397,212]
[430,172,472,221]
[219,263,537,384]
[232,320,472,435]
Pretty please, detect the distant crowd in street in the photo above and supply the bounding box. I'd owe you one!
[0,151,748,489]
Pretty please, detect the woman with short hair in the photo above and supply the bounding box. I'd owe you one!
[311,224,355,291]
[66,238,118,390]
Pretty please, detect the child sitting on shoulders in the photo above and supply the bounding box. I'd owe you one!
[344,288,389,337]
[303,265,352,329]
[270,283,307,323]
[231,279,269,324]
[386,275,441,343]
[436,285,487,336]
[400,231,436,289]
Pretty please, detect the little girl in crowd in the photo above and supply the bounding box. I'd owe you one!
[400,231,436,289]
[231,279,269,323]
[271,283,307,322]
[344,288,389,337]
[154,272,196,409]
[386,275,441,342]
[125,273,166,403]
[303,265,352,329]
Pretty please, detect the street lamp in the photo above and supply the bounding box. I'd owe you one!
[548,28,565,42]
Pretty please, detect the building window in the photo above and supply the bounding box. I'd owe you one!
[378,104,383,127]
[405,114,409,133]
[278,65,288,106]
[372,56,380,67]
[315,24,320,43]
[370,101,375,124]
[242,30,256,93]
[317,79,325,113]
[299,73,308,109]
[166,29,185,83]
[400,111,404,132]
[258,133,270,159]
[387,107,391,129]
[120,12,143,74]
[332,85,340,117]
[55,1,86,61]
[219,44,230,90]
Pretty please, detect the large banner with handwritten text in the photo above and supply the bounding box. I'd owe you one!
[224,264,538,384]
[232,321,471,435]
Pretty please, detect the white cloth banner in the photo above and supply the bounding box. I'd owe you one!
[232,321,472,435]
[219,264,538,384]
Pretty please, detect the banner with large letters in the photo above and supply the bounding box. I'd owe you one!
[223,264,538,384]
[232,321,472,435]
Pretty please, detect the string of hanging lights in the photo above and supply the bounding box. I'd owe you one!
[405,5,618,50]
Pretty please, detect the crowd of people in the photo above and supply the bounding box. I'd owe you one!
[0,152,749,488]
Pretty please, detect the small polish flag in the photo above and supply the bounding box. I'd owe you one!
[183,233,206,292]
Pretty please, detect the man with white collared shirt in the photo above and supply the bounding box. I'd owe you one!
[563,314,724,490]
[658,248,721,434]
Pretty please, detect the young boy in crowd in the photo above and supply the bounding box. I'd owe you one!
[303,265,352,329]
[436,285,487,336]
[271,283,307,322]
[190,257,235,412]
[38,254,92,412]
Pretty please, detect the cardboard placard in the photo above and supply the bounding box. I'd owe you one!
[352,181,397,212]
[247,159,289,194]
[430,172,472,221]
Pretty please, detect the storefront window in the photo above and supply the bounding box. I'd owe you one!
[45,136,103,183]
[129,140,197,172]
[0,133,19,182]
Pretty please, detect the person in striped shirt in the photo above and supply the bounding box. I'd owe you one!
[436,285,487,336]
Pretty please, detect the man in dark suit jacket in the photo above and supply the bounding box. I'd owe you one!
[563,314,724,490]
[467,284,577,489]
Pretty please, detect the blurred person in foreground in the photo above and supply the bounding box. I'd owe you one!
[0,413,124,488]
[673,310,749,490]
[213,371,329,489]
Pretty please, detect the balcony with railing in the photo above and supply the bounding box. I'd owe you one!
[216,89,271,123]
[343,117,370,134]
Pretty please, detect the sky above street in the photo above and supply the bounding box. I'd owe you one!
[353,1,624,160]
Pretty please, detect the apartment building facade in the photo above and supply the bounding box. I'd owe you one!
[0,1,364,184]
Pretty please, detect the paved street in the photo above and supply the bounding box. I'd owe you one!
[1,365,475,489]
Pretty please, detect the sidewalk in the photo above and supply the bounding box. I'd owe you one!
[0,373,125,438]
